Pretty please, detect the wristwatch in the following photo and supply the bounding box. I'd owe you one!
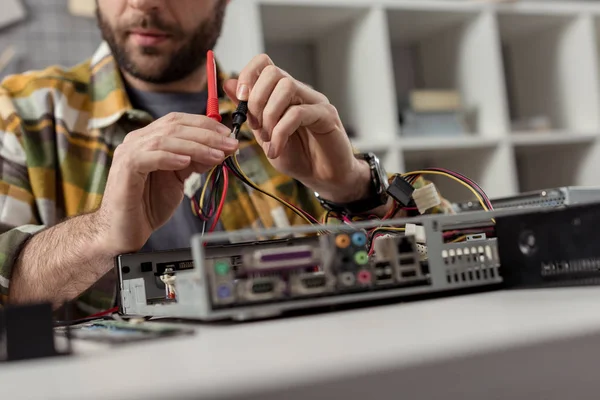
[315,152,390,216]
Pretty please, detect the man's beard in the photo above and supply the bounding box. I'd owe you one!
[97,1,227,84]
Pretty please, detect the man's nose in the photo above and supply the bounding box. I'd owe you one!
[127,0,163,13]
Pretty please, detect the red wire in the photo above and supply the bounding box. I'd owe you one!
[88,306,118,318]
[209,166,229,233]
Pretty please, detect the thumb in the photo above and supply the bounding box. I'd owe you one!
[223,79,240,105]
[223,78,261,131]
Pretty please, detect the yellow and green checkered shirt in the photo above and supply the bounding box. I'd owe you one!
[0,43,327,310]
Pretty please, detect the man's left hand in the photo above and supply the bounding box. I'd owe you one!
[223,54,371,203]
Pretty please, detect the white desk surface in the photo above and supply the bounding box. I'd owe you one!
[3,287,600,400]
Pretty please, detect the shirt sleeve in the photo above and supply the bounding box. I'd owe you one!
[0,86,44,304]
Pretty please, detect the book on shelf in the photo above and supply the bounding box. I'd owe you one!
[401,89,472,137]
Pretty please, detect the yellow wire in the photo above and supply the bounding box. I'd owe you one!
[371,227,406,235]
[401,171,489,211]
[198,166,217,212]
[321,211,331,224]
[231,154,315,226]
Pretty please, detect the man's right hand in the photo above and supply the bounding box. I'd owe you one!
[95,112,238,256]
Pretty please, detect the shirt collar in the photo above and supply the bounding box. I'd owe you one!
[87,42,240,132]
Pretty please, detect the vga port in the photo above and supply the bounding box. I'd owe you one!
[290,272,333,296]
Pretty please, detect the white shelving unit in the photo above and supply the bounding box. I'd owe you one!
[215,0,600,203]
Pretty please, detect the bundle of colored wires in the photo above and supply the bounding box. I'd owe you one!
[224,154,320,226]
[401,168,493,211]
[191,164,229,233]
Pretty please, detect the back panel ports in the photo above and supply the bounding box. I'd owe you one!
[351,232,368,247]
[374,262,394,284]
[335,234,351,249]
[339,271,356,288]
[354,251,369,266]
[209,258,237,305]
[211,282,236,305]
[398,236,416,254]
[252,280,275,294]
[238,277,286,302]
[399,257,417,266]
[401,269,418,279]
[396,267,423,282]
[357,269,373,285]
[290,272,335,296]
[243,245,320,271]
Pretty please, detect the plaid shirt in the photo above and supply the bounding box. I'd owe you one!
[0,43,324,310]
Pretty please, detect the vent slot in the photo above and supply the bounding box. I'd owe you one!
[496,195,566,209]
[541,258,600,277]
[443,239,500,285]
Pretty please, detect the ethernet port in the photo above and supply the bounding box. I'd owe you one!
[398,236,416,254]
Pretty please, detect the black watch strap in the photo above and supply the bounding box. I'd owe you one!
[316,153,389,216]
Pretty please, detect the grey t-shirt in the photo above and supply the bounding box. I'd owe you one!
[126,86,223,251]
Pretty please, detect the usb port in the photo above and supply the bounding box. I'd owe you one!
[401,269,418,279]
[399,258,416,266]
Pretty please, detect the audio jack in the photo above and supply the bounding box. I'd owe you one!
[231,101,248,139]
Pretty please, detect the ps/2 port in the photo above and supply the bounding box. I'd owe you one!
[214,260,230,276]
[217,284,233,299]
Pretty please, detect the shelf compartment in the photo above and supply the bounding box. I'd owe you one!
[403,144,516,203]
[499,12,600,134]
[510,132,598,147]
[399,136,500,153]
[260,4,398,145]
[386,7,508,138]
[514,141,600,193]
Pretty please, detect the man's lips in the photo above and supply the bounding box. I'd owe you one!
[129,30,171,46]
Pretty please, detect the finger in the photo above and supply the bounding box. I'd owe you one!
[269,104,338,159]
[160,112,231,133]
[224,78,260,130]
[235,54,275,101]
[147,126,239,153]
[132,151,192,174]
[247,65,286,133]
[126,113,231,143]
[176,162,216,182]
[143,136,227,165]
[223,79,239,104]
[261,77,300,139]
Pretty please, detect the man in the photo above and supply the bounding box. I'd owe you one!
[0,0,404,312]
